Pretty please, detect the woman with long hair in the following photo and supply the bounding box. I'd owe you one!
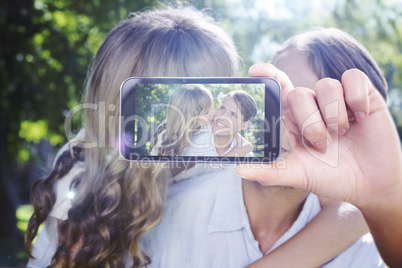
[26,6,240,267]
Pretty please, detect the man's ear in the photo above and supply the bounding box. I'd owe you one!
[242,121,250,130]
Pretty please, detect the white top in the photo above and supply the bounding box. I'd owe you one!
[139,167,384,268]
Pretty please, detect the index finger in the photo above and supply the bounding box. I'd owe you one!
[249,63,300,135]
[249,63,294,98]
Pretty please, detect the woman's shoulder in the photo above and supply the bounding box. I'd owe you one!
[50,129,86,220]
[50,163,85,220]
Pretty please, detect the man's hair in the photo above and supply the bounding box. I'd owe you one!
[224,90,257,121]
[271,27,387,100]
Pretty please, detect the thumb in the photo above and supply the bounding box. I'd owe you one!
[236,154,308,190]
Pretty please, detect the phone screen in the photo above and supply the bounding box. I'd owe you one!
[120,77,281,163]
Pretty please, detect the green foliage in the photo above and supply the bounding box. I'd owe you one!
[1,0,153,163]
[15,204,34,235]
[19,120,48,143]
[15,204,43,241]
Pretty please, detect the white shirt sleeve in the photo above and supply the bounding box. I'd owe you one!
[27,216,59,268]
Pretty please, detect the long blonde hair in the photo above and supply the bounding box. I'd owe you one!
[26,5,240,267]
[150,84,213,156]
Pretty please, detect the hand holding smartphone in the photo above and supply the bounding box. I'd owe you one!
[119,77,281,163]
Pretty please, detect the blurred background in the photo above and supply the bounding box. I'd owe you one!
[1,0,401,265]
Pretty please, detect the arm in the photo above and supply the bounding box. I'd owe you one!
[247,198,369,268]
[237,64,402,267]
[224,133,253,157]
[360,184,402,268]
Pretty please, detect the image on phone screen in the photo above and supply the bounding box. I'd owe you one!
[120,77,281,163]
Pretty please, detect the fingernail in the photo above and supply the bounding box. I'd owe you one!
[354,112,366,122]
[338,128,347,135]
[249,64,262,72]
[315,137,331,151]
[315,140,327,151]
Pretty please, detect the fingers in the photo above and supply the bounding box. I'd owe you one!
[249,63,294,97]
[314,79,350,135]
[287,87,331,151]
[341,69,370,122]
[250,65,372,152]
[249,63,300,134]
[288,72,371,150]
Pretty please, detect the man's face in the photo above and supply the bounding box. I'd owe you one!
[212,96,249,137]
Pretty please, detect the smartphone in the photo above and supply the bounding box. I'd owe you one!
[119,77,281,163]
